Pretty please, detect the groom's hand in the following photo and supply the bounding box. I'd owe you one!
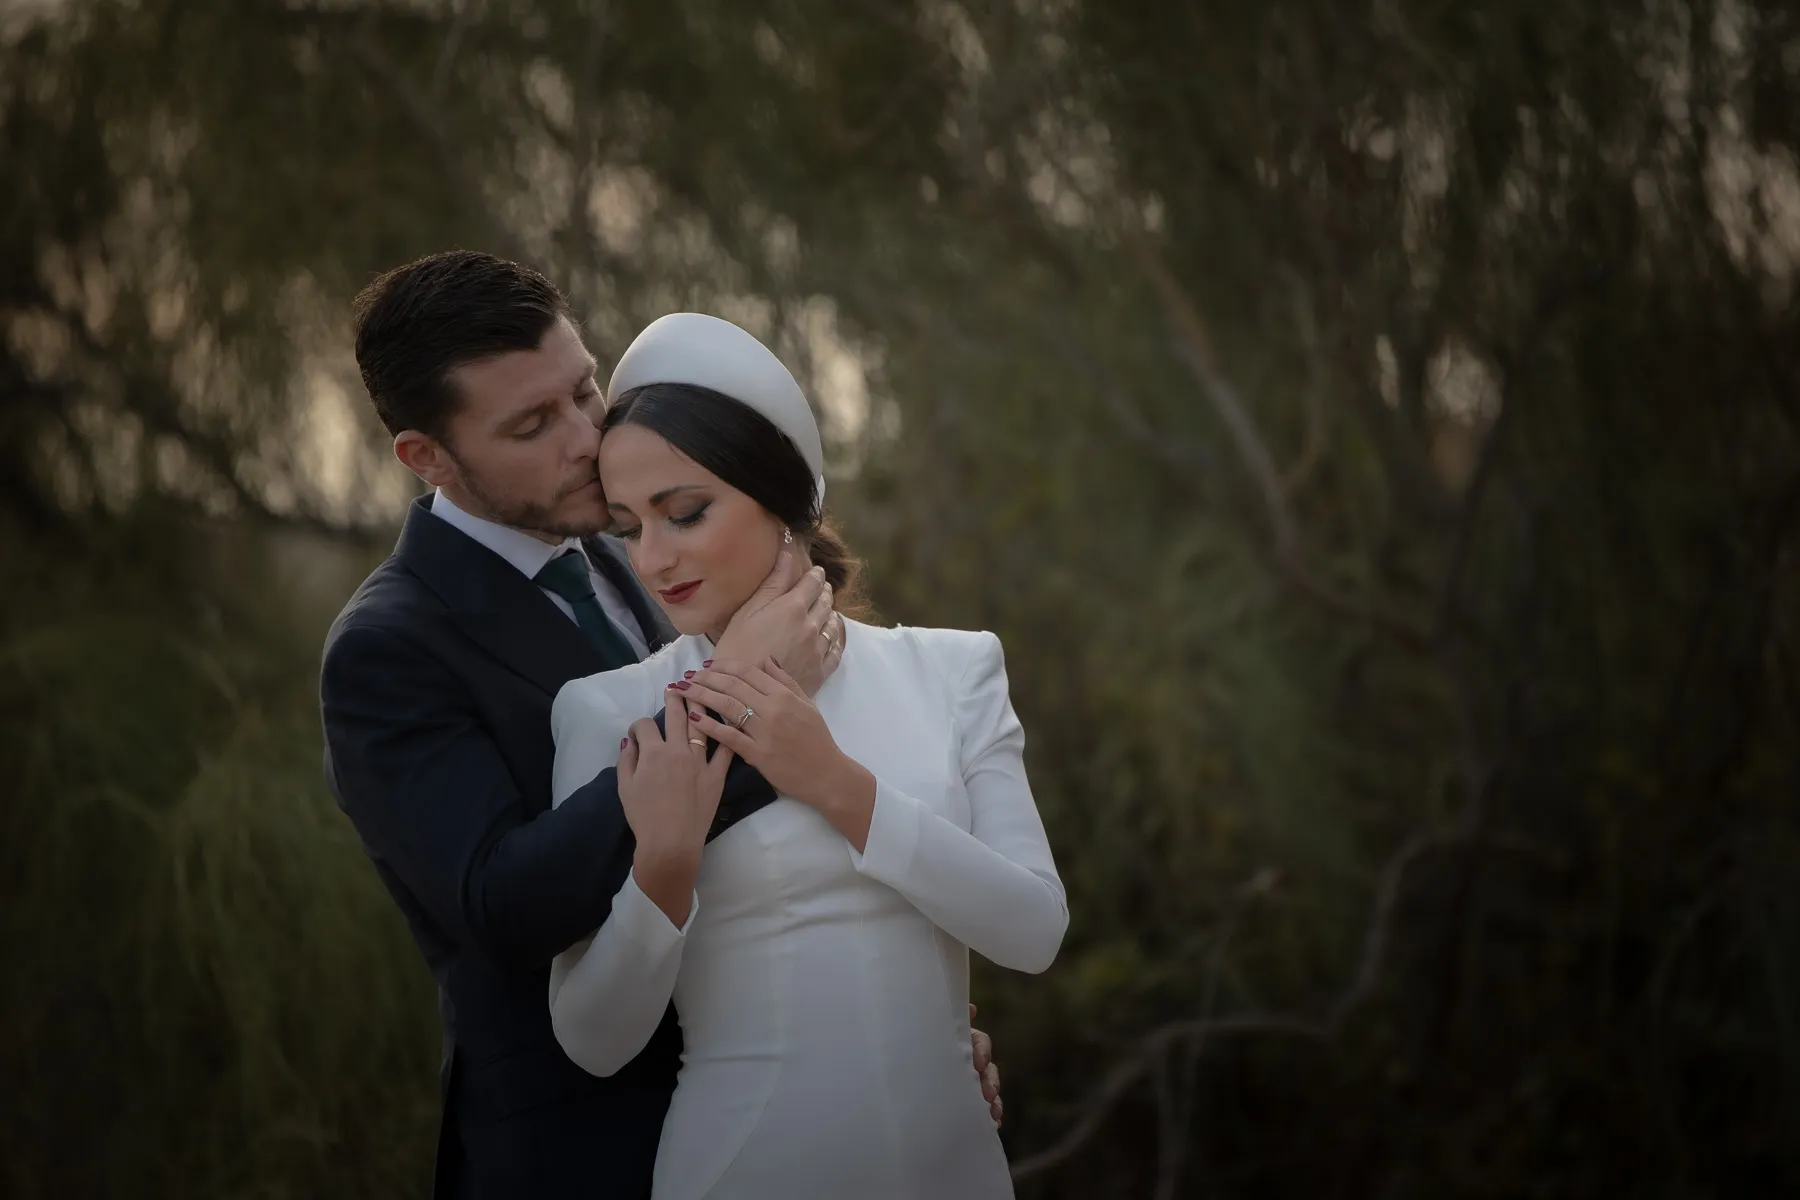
[713,547,844,695]
[971,1003,1003,1127]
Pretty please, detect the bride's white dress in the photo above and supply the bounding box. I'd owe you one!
[546,619,1066,1200]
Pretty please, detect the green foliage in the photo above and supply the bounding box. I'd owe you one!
[3,0,1798,1195]
[0,516,437,1197]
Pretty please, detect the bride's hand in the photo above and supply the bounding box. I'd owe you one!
[711,549,844,697]
[617,693,735,924]
[679,659,872,823]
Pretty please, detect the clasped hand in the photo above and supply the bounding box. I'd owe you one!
[616,694,735,925]
[674,660,874,838]
[712,548,844,694]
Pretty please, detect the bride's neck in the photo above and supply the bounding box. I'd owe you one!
[703,609,740,647]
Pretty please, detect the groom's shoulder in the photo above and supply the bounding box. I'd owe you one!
[323,553,446,657]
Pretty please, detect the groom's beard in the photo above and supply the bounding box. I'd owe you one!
[452,455,607,540]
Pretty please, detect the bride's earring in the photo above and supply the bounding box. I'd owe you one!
[782,528,794,545]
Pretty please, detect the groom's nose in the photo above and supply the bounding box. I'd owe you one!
[563,406,601,462]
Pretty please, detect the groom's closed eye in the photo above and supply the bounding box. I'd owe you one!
[505,402,559,439]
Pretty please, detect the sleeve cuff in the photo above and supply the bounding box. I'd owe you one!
[848,779,923,884]
[617,868,700,947]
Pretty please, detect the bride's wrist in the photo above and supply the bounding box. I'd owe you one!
[633,843,699,888]
[806,755,876,853]
[807,755,875,816]
[632,847,700,927]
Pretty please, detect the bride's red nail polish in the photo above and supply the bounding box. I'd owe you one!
[688,710,702,721]
[702,659,714,668]
[684,670,696,679]
[620,737,628,749]
[673,680,691,690]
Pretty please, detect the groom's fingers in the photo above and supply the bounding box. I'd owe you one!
[756,545,805,598]
[768,545,804,592]
[805,577,834,633]
[741,545,798,610]
[785,564,827,614]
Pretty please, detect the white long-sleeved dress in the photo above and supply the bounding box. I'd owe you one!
[547,619,1066,1200]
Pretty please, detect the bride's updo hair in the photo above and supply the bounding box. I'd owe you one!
[602,382,870,617]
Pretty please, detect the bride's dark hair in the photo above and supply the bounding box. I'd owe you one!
[601,382,870,617]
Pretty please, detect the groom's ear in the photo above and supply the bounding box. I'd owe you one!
[393,429,457,488]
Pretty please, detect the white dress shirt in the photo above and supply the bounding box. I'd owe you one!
[429,489,649,659]
[547,620,1065,1200]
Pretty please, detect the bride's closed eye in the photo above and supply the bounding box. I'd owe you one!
[613,502,710,541]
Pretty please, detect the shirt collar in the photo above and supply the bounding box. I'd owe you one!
[430,489,583,581]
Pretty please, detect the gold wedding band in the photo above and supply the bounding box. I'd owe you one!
[820,627,832,639]
[688,738,708,747]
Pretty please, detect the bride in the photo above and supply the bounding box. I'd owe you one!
[547,313,1066,1200]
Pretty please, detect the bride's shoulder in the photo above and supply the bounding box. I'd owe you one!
[851,620,1006,686]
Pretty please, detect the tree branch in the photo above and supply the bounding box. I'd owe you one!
[1280,268,1328,496]
[1115,227,1433,646]
[1045,320,1218,477]
[334,20,529,264]
[1120,225,1298,558]
[1011,834,1445,1183]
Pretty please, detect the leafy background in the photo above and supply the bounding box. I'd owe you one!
[4,1,1798,1195]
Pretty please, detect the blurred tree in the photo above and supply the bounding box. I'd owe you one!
[2,0,1796,1196]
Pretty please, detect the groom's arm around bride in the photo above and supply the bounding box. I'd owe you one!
[320,554,830,969]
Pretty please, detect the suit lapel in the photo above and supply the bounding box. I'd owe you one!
[584,535,678,652]
[395,497,607,696]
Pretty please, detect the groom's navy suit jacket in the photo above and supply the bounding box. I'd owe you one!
[320,497,778,1200]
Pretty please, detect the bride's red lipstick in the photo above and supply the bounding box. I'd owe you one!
[659,580,702,604]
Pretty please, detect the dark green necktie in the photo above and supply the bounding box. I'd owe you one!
[534,551,639,667]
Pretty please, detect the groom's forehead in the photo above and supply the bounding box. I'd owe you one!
[451,319,597,409]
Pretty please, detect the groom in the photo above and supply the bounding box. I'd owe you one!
[320,251,1000,1200]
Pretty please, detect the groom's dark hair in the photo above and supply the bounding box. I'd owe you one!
[352,250,571,440]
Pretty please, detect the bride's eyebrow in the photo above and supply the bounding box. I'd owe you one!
[648,484,706,506]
